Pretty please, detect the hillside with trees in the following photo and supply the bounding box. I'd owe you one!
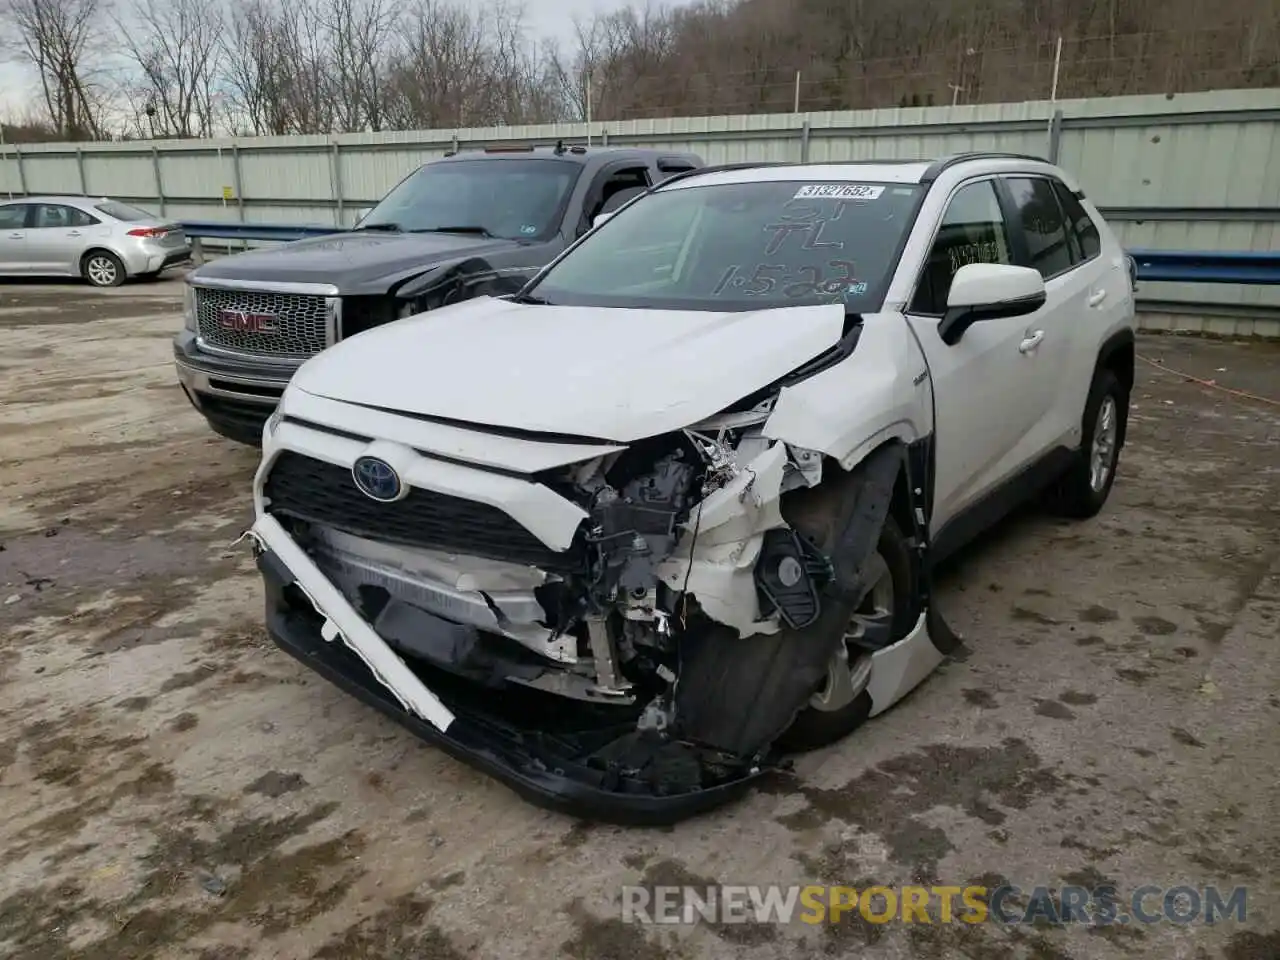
[1,0,1277,141]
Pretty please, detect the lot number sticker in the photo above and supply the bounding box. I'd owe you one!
[793,183,885,200]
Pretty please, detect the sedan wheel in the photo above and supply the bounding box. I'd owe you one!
[84,252,125,287]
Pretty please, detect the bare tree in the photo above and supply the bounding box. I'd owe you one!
[3,0,106,139]
[115,0,223,137]
[221,0,336,135]
[379,0,563,129]
[319,0,399,132]
[7,0,1278,143]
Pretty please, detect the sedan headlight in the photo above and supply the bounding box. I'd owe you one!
[182,284,196,331]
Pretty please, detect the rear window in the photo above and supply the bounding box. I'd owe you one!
[94,201,158,222]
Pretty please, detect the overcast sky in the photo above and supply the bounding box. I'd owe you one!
[0,0,664,128]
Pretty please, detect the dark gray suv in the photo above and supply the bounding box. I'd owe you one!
[173,144,703,444]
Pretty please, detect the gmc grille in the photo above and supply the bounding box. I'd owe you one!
[195,286,332,361]
[264,452,586,573]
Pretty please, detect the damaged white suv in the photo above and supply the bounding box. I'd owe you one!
[245,153,1136,823]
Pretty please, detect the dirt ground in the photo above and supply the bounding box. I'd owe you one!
[1,275,1277,960]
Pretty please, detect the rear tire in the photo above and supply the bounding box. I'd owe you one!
[779,515,915,752]
[1046,368,1126,519]
[83,251,126,288]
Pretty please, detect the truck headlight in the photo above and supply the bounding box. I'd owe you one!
[183,284,196,331]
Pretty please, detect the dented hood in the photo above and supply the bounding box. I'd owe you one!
[293,296,847,442]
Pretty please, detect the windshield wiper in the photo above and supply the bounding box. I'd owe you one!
[412,225,495,238]
[353,222,401,232]
[510,292,550,305]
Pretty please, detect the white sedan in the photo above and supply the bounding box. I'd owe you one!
[244,152,1137,823]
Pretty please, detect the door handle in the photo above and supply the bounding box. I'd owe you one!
[6,233,22,239]
[1088,290,1108,307]
[1019,330,1045,354]
[67,230,82,237]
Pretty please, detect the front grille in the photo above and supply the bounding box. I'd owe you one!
[195,286,331,360]
[264,452,586,573]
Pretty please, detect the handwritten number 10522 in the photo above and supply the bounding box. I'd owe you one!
[711,260,858,297]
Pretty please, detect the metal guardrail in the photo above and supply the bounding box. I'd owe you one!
[1125,249,1280,285]
[179,220,341,242]
[180,220,344,264]
[177,221,1280,286]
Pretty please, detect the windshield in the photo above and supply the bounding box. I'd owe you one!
[95,201,158,222]
[359,158,581,241]
[528,179,924,312]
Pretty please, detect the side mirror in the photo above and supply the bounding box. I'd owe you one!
[938,263,1046,346]
[592,210,617,229]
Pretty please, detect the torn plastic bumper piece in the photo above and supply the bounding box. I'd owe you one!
[252,517,770,825]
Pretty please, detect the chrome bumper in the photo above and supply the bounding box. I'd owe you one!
[173,356,289,407]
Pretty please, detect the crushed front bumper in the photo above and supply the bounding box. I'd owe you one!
[255,523,771,825]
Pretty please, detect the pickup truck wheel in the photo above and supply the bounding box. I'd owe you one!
[779,515,914,752]
[83,250,126,287]
[1047,368,1126,519]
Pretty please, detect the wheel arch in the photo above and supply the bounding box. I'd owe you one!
[80,246,125,276]
[811,436,925,554]
[1095,328,1135,447]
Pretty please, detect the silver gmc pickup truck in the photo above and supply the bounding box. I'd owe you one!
[174,144,703,444]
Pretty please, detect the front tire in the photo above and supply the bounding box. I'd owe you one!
[83,251,126,288]
[1047,368,1126,519]
[780,516,915,751]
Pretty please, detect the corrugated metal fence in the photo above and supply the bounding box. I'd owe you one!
[2,88,1278,333]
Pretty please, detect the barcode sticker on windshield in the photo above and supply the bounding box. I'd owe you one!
[793,184,885,200]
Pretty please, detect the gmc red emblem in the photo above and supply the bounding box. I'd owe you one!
[217,309,278,334]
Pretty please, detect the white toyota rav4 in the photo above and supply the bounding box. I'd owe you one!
[245,152,1136,823]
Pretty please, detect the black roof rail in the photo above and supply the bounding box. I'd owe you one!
[920,152,1052,183]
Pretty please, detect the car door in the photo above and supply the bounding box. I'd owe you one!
[27,203,97,274]
[998,176,1098,454]
[1045,179,1132,446]
[903,178,1057,534]
[0,203,31,274]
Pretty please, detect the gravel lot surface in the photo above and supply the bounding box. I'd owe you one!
[2,276,1277,959]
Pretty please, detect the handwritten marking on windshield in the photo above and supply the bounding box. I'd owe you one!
[710,260,860,298]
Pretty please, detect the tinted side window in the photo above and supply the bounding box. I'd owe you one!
[0,205,27,229]
[910,180,1012,315]
[1052,181,1101,261]
[590,165,651,219]
[1005,178,1074,279]
[656,160,698,181]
